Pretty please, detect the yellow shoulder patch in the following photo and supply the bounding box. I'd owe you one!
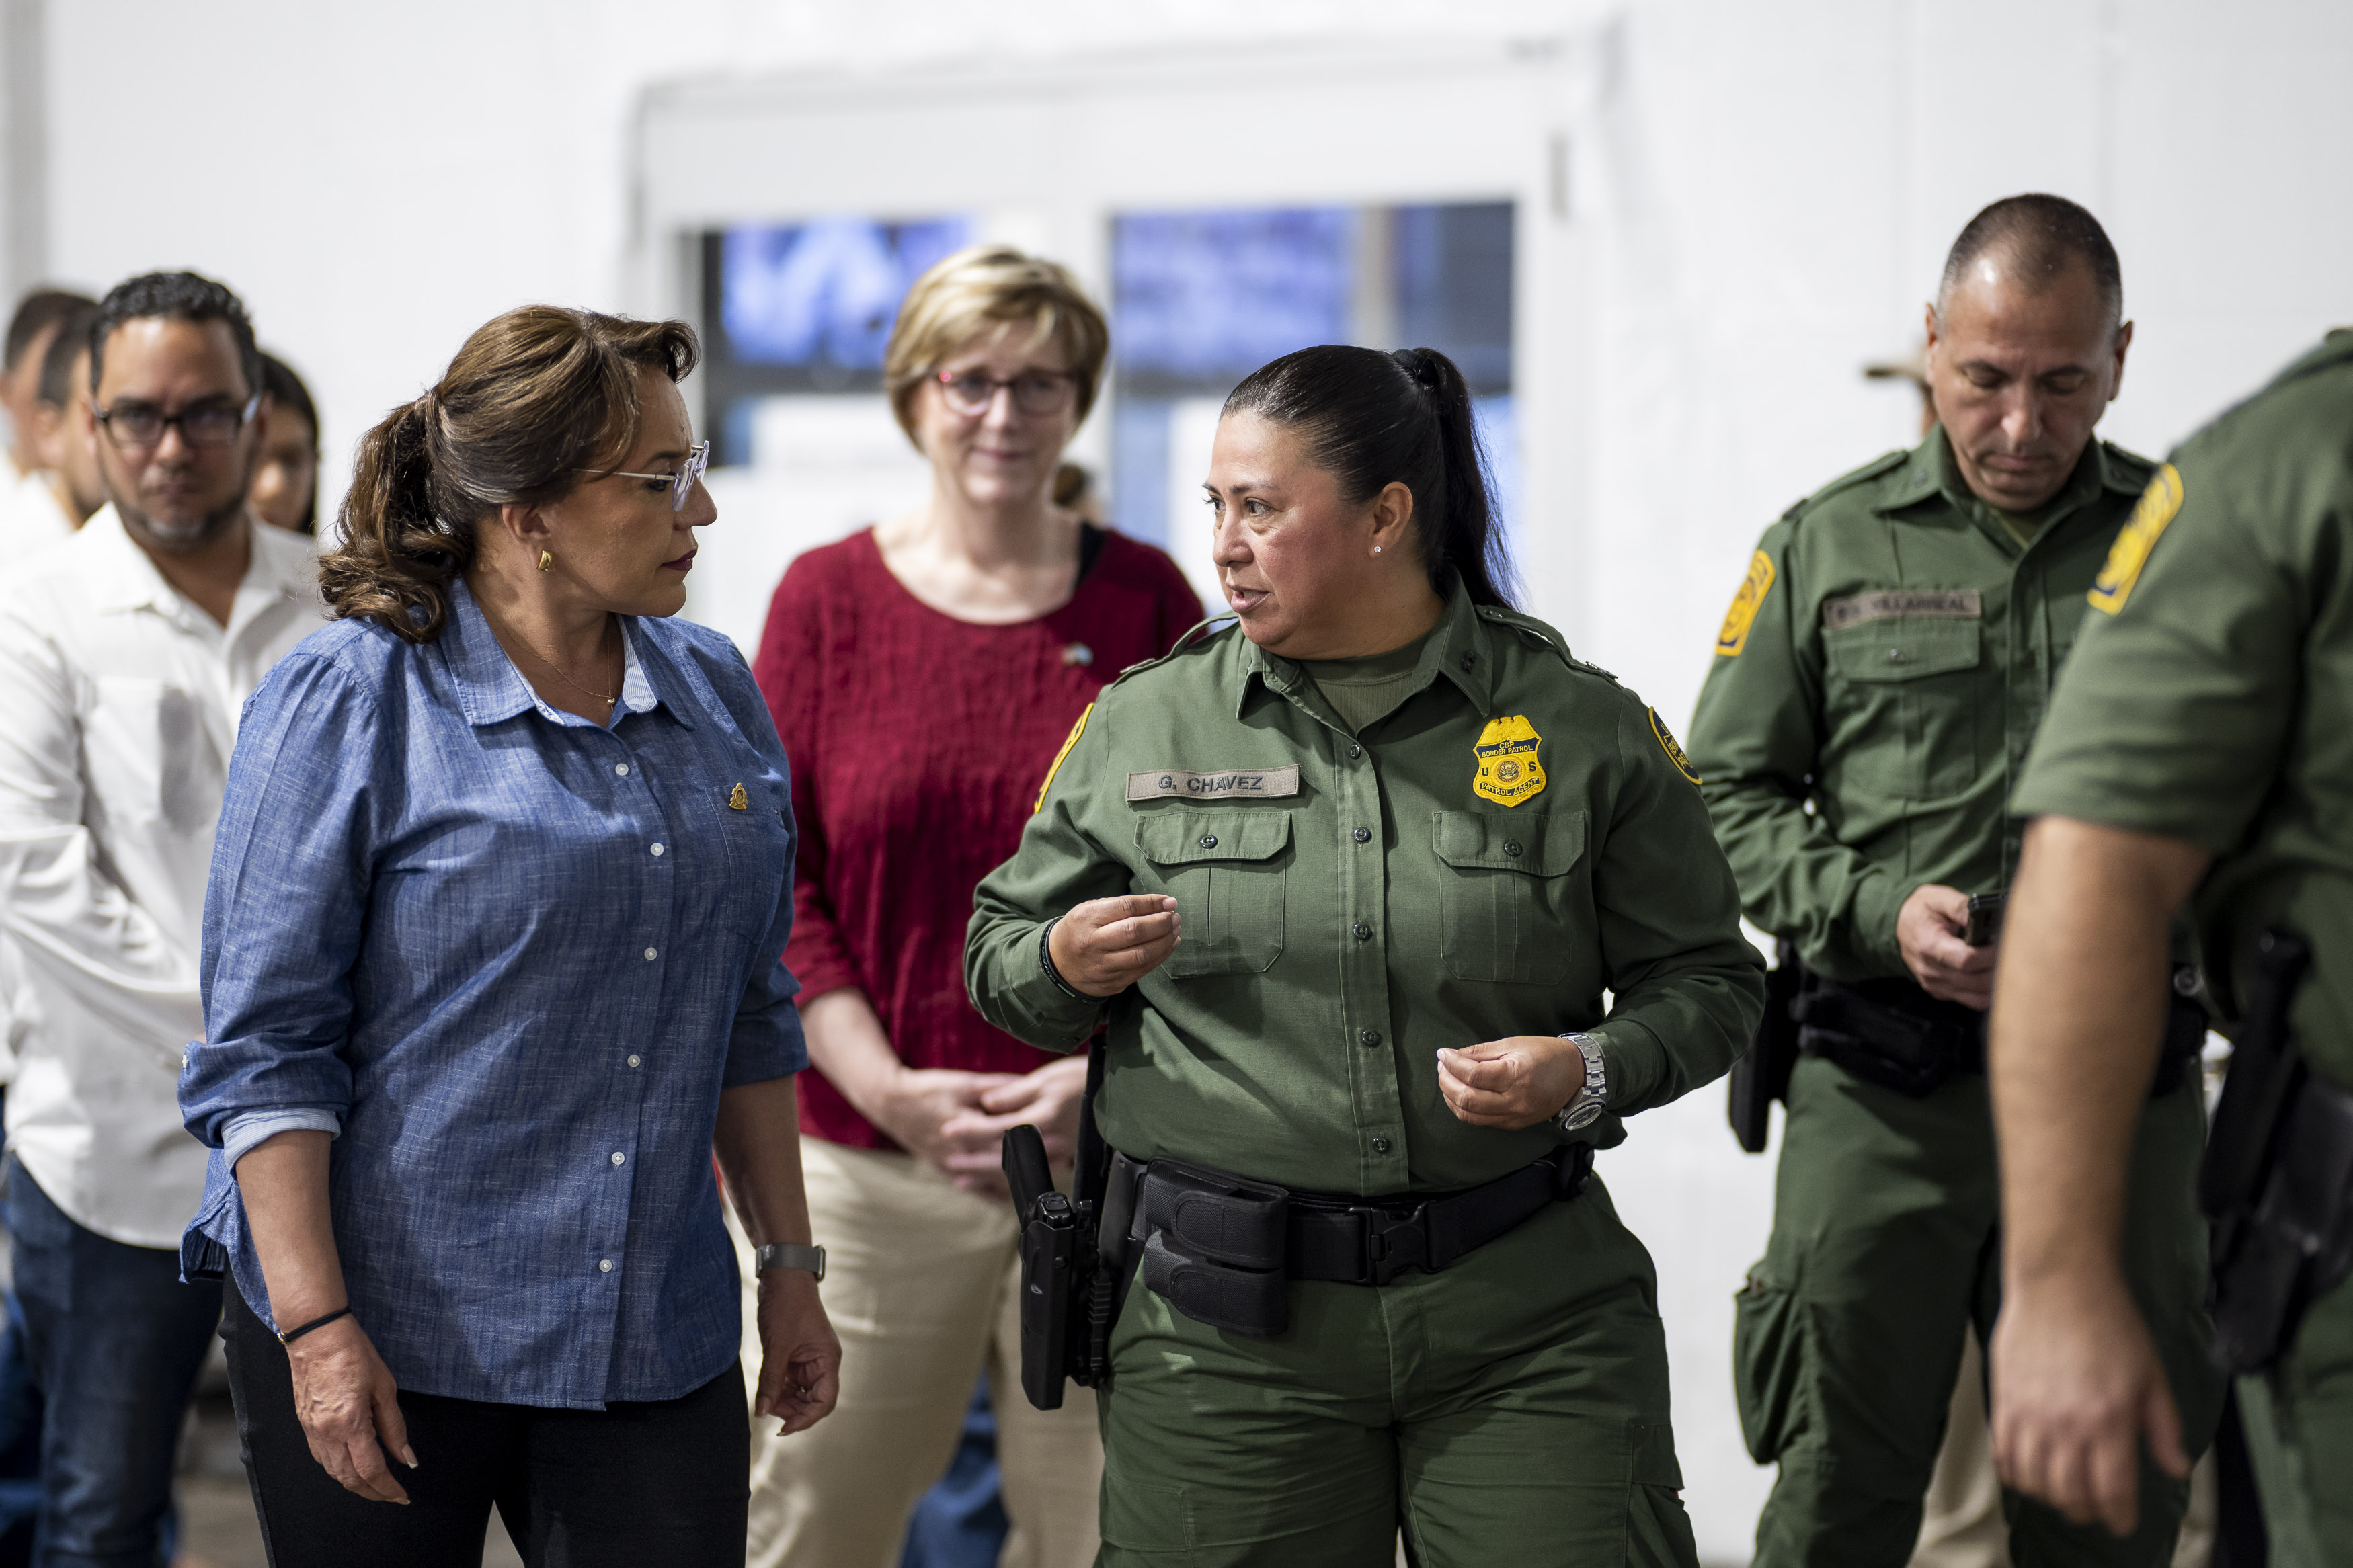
[1033,703,1094,813]
[1472,715,1547,807]
[1650,708,1702,785]
[1716,550,1776,656]
[2089,463,2183,615]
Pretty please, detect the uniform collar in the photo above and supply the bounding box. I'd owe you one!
[1878,425,2130,528]
[1233,574,1495,724]
[444,576,670,730]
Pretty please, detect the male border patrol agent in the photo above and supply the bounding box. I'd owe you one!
[1989,331,2353,1558]
[1684,194,2222,1567]
[969,343,1763,1567]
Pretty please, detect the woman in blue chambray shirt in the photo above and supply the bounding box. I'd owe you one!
[178,306,840,1567]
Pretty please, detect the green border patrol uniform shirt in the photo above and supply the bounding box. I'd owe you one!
[966,577,1762,1566]
[1686,427,2155,981]
[2015,335,2353,1562]
[1683,427,2217,1568]
[2018,331,2353,1094]
[967,577,1763,1193]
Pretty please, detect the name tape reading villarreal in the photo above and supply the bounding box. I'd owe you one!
[1821,589,1981,631]
[2088,463,2184,616]
[1126,767,1302,801]
[1472,715,1546,806]
[1032,703,1094,813]
[1715,551,1776,657]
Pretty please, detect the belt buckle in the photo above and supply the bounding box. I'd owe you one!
[1356,1204,1431,1285]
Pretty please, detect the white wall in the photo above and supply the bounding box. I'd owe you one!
[31,3,2353,1561]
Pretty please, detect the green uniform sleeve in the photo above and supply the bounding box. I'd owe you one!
[965,697,1135,1051]
[2015,458,2297,846]
[1686,520,1915,980]
[1587,693,1768,1116]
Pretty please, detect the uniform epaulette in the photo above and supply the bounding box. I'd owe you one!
[1476,605,1618,685]
[1111,614,1238,682]
[1784,448,1912,524]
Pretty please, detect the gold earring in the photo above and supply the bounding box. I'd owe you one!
[538,550,554,573]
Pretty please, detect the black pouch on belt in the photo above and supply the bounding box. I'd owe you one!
[1135,1158,1290,1337]
[1795,975,1979,1097]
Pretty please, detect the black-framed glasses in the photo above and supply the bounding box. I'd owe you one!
[93,393,262,450]
[577,440,710,513]
[934,370,1077,417]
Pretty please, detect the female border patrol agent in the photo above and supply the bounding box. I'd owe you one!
[965,344,1765,1567]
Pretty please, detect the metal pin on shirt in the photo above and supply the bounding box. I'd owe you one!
[728,784,748,810]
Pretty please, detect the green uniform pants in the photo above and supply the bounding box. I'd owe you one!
[1094,1175,1697,1568]
[1735,1055,2221,1568]
[2239,1270,2353,1563]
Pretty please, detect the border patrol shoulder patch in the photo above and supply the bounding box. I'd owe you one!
[2089,464,2184,615]
[1033,703,1093,813]
[1716,551,1776,657]
[1650,708,1702,786]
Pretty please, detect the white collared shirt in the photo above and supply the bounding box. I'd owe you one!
[0,469,74,560]
[0,505,325,1246]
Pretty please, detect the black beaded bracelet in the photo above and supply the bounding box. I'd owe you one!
[276,1306,354,1346]
[1039,918,1089,1001]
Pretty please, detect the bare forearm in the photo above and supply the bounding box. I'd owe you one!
[714,1076,813,1251]
[797,987,902,1122]
[1990,817,2209,1289]
[234,1131,348,1325]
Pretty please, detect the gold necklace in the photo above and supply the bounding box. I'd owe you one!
[483,605,620,708]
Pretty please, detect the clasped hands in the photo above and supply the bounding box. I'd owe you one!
[1047,895,1585,1130]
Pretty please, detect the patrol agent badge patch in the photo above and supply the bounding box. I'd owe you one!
[2089,463,2184,615]
[1033,703,1094,813]
[1472,715,1546,807]
[1650,708,1702,785]
[1715,550,1776,657]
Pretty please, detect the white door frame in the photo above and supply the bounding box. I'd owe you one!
[627,32,1601,630]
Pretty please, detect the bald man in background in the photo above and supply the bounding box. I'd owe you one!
[1687,194,2221,1567]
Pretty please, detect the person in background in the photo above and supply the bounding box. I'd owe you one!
[0,292,94,553]
[746,245,1201,1568]
[17,305,106,536]
[0,270,317,1567]
[249,352,319,534]
[1685,195,2219,1566]
[179,304,839,1565]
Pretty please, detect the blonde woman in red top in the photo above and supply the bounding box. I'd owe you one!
[746,247,1201,1568]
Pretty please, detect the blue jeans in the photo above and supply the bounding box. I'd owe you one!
[4,1157,218,1568]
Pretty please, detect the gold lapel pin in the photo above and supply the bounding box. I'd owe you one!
[728,784,748,811]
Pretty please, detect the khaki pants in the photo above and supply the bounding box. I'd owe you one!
[730,1139,1102,1568]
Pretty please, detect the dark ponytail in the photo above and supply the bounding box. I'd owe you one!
[319,305,699,643]
[1221,343,1515,609]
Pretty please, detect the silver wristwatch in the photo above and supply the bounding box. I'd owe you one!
[1554,1034,1608,1132]
[755,1243,827,1282]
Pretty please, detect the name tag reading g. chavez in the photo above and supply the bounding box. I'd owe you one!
[1126,766,1301,802]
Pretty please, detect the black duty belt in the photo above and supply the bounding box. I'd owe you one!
[1795,967,2207,1100]
[1111,1143,1594,1338]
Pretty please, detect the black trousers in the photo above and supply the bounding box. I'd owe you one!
[221,1286,747,1568]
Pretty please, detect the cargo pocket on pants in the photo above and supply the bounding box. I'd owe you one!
[1099,1455,1193,1561]
[1734,1268,1808,1464]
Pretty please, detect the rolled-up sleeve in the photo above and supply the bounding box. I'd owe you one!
[180,654,378,1147]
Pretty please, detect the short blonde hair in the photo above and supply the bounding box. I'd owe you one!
[883,245,1109,443]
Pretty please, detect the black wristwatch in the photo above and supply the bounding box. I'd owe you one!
[755,1243,826,1282]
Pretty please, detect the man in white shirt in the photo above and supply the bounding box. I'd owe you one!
[0,292,95,559]
[17,308,105,542]
[0,271,321,1566]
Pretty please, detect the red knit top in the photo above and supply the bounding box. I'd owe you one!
[752,526,1204,1149]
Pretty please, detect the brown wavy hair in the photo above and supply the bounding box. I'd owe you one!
[319,306,699,642]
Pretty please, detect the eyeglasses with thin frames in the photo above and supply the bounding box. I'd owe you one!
[93,393,262,450]
[575,440,710,513]
[934,370,1077,417]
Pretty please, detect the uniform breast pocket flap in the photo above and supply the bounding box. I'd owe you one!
[1430,808,1585,985]
[1825,619,1981,684]
[1136,809,1291,978]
